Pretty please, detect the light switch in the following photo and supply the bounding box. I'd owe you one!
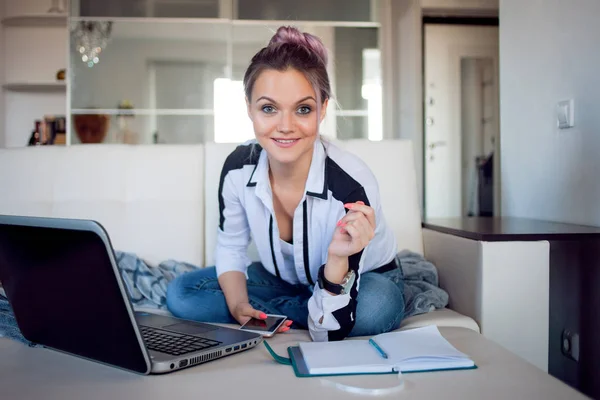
[556,99,575,129]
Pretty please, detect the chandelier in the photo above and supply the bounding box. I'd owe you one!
[71,21,113,68]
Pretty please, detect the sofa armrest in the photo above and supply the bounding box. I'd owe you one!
[422,228,550,372]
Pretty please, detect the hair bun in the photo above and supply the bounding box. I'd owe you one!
[269,26,328,65]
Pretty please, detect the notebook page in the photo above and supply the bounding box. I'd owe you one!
[298,339,392,374]
[398,357,475,372]
[374,325,471,363]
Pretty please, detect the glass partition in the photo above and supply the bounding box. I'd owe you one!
[67,1,383,144]
[236,0,377,22]
[72,0,222,18]
[70,20,228,144]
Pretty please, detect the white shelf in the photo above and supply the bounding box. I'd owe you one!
[336,110,370,117]
[70,108,215,116]
[2,82,66,93]
[1,14,68,27]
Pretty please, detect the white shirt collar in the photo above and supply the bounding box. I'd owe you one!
[246,138,328,200]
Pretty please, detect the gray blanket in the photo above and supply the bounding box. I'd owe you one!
[0,250,448,346]
[115,251,197,310]
[0,292,41,347]
[395,250,449,317]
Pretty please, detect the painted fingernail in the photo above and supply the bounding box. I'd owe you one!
[339,222,347,227]
[259,312,267,319]
[357,201,365,205]
[282,327,290,332]
[286,320,293,326]
[344,203,354,209]
[336,220,343,226]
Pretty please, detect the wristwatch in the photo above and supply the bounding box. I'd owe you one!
[318,265,356,295]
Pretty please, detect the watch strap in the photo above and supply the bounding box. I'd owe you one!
[318,265,355,295]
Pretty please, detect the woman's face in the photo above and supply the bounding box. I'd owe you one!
[247,68,327,166]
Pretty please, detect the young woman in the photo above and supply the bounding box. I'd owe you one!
[166,26,405,342]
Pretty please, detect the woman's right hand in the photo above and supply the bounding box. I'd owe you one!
[232,302,292,333]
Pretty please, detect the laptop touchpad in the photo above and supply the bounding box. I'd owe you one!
[163,323,218,335]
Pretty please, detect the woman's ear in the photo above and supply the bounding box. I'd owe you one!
[246,97,253,121]
[319,98,329,122]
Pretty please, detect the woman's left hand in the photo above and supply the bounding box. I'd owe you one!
[328,201,376,258]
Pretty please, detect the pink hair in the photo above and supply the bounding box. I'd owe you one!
[243,26,331,115]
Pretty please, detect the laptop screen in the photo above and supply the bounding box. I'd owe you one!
[0,221,149,374]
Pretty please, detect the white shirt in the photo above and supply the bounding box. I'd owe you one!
[215,138,398,341]
[279,239,296,276]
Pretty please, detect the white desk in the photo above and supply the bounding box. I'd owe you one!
[0,327,589,400]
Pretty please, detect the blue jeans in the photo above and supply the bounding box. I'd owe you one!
[166,262,405,337]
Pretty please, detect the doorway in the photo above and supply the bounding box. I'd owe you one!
[423,22,499,219]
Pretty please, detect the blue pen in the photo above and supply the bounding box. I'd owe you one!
[369,338,388,359]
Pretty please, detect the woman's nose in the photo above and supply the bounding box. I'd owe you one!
[277,111,294,133]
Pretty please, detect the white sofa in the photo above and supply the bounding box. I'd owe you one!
[0,139,549,371]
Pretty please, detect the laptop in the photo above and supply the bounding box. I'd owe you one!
[0,214,263,375]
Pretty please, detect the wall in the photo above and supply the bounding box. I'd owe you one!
[394,0,424,211]
[500,0,600,227]
[500,1,600,398]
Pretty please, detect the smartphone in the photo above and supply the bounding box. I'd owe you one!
[239,314,287,337]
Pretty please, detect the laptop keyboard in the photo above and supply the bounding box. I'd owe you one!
[139,326,222,356]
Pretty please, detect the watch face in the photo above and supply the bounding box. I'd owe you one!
[341,271,356,294]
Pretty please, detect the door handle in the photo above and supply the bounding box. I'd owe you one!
[428,141,447,149]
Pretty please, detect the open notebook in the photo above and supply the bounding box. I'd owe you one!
[296,325,476,375]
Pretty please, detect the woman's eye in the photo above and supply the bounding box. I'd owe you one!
[261,105,276,113]
[297,106,312,115]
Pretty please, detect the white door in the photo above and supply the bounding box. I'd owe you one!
[424,24,499,218]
